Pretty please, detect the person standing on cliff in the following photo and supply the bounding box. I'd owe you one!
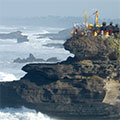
[107,22,114,36]
[113,24,119,38]
[100,22,107,37]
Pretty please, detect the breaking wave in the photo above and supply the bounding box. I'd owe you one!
[0,107,58,120]
[0,72,17,82]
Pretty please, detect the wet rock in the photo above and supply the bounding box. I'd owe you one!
[13,54,60,63]
[13,53,45,63]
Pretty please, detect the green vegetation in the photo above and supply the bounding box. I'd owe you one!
[106,34,120,60]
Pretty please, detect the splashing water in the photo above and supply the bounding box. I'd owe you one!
[0,72,17,82]
[0,107,58,120]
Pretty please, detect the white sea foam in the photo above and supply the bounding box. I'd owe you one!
[0,39,17,44]
[0,72,17,82]
[0,26,72,80]
[0,107,58,120]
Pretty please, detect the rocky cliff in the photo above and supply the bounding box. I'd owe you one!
[0,33,120,119]
[64,33,120,60]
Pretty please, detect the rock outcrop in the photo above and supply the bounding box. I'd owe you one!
[0,31,29,43]
[64,33,119,60]
[13,53,60,63]
[14,53,45,63]
[0,33,120,119]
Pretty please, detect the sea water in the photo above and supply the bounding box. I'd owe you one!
[0,25,72,120]
[0,25,72,79]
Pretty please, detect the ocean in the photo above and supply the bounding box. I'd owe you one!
[0,25,72,120]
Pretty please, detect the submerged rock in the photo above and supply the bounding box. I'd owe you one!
[0,31,29,43]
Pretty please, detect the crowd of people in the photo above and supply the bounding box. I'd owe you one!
[71,22,119,38]
[92,22,119,37]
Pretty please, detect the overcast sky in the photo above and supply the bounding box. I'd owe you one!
[0,0,120,19]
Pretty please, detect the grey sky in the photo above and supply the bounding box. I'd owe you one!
[0,0,120,19]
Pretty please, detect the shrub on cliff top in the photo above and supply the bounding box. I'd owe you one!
[106,34,120,60]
